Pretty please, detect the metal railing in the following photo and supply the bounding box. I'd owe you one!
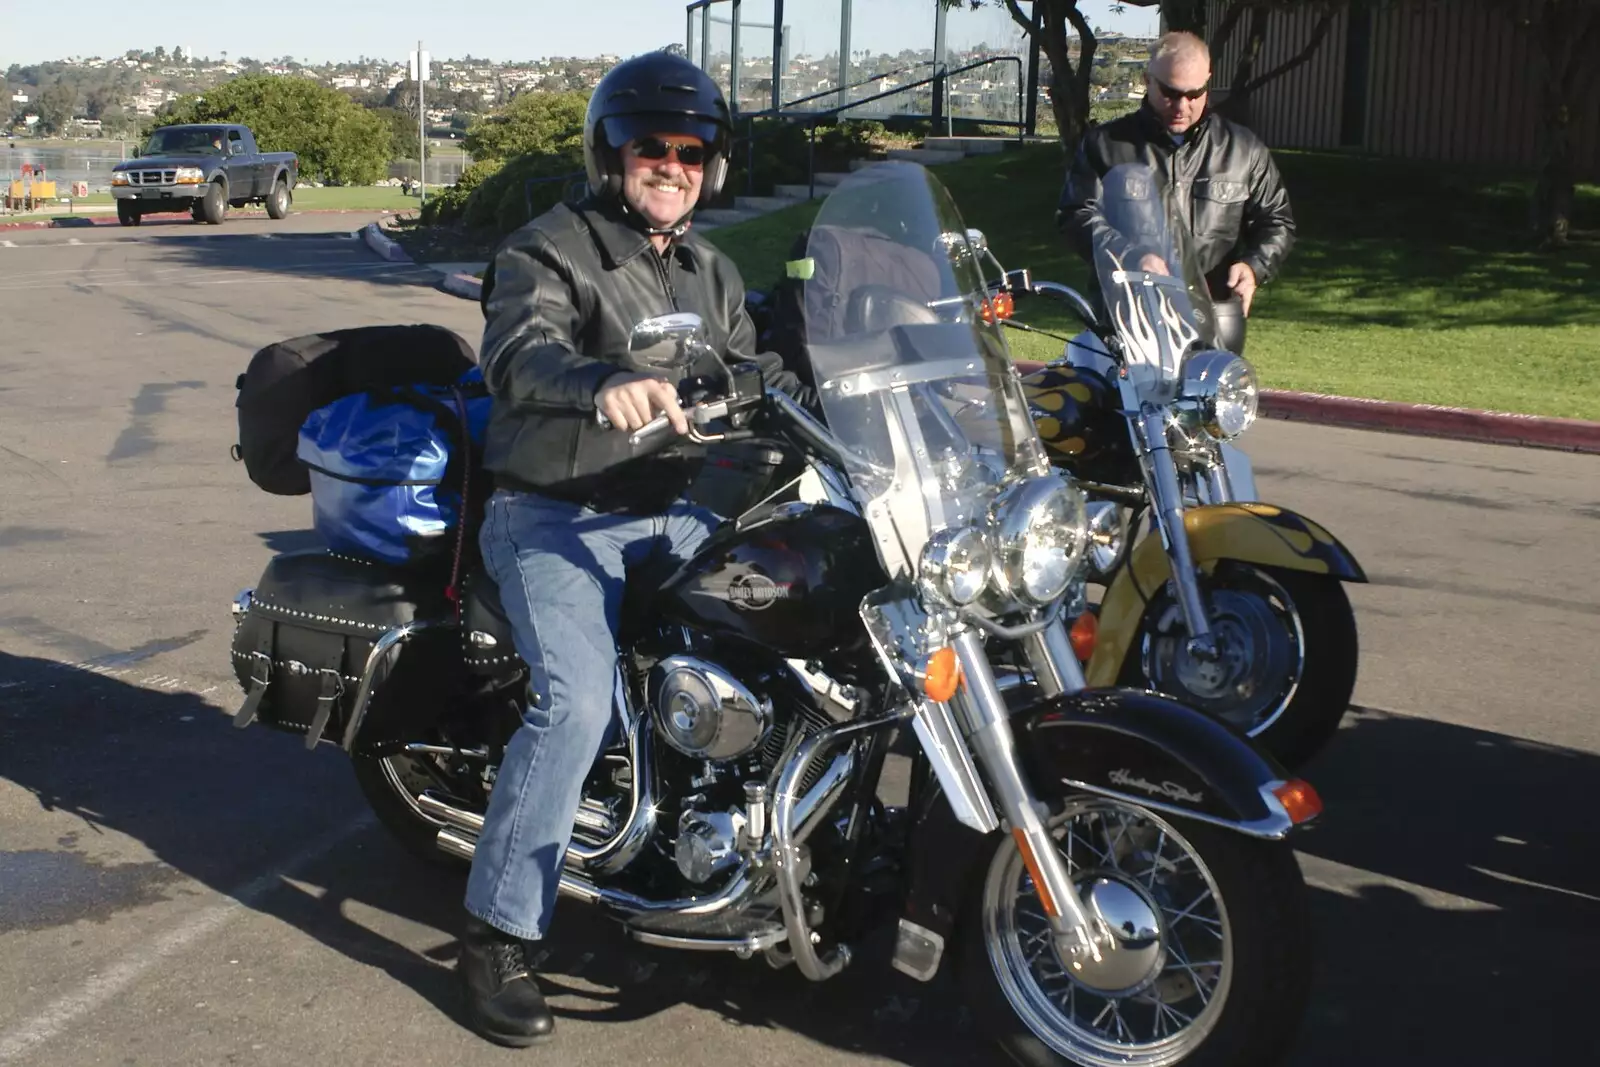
[736,54,1026,200]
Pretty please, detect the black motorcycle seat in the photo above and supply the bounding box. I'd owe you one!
[251,549,452,634]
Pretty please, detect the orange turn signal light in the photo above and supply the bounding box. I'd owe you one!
[980,292,1015,324]
[1069,611,1098,661]
[1272,779,1323,824]
[923,646,963,702]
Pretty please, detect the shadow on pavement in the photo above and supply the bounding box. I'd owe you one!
[1284,705,1600,1065]
[85,220,448,292]
[2,655,1595,1065]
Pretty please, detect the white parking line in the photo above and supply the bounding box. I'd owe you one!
[0,810,377,1064]
[1,240,15,248]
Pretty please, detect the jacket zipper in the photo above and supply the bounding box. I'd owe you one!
[652,246,679,310]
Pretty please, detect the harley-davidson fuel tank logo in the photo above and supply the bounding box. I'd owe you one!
[726,573,791,611]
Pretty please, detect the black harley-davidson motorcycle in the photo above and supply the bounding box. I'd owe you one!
[229,162,1320,1067]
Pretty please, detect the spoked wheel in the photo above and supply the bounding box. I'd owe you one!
[1134,564,1358,768]
[960,797,1310,1067]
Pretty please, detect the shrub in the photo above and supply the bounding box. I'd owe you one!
[461,148,585,233]
[462,90,588,163]
[419,157,504,225]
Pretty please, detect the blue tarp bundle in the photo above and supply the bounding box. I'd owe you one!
[297,369,490,566]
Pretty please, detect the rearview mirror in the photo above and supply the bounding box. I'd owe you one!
[934,230,973,264]
[965,229,989,255]
[627,312,706,372]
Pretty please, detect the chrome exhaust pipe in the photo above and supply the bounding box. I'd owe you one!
[434,824,762,919]
[420,791,617,848]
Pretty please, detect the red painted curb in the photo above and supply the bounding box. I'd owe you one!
[1011,359,1599,454]
[1258,389,1600,454]
[0,208,394,232]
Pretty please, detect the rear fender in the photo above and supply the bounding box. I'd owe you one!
[1086,503,1366,686]
[896,687,1311,981]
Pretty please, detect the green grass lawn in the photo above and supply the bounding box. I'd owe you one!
[289,186,420,210]
[705,148,1600,421]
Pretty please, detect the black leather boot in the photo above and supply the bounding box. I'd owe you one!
[458,914,555,1047]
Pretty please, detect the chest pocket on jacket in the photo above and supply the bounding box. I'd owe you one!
[1192,178,1249,237]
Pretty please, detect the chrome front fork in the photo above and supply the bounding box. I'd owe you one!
[1133,406,1218,660]
[950,627,1112,967]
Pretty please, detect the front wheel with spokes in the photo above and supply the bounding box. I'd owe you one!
[958,797,1311,1067]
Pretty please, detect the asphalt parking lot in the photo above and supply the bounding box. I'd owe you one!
[1,214,1597,1066]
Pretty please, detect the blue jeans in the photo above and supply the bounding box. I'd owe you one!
[466,489,716,940]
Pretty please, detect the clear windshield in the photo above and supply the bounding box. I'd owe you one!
[145,127,226,155]
[1091,162,1214,403]
[799,162,1046,580]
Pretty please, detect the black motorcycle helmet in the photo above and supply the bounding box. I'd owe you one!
[583,51,732,234]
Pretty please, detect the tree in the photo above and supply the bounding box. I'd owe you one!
[385,77,420,121]
[374,106,421,161]
[36,82,77,135]
[158,74,392,185]
[986,0,1101,148]
[154,46,167,63]
[84,85,119,120]
[173,46,186,65]
[462,89,589,162]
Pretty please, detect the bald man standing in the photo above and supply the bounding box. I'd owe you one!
[1058,31,1295,354]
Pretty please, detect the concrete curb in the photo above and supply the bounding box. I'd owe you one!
[359,220,411,262]
[1258,389,1600,455]
[350,219,483,300]
[439,271,483,301]
[1007,359,1600,455]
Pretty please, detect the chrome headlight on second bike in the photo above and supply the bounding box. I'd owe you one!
[1182,350,1259,440]
[989,476,1090,605]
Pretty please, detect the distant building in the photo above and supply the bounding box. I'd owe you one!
[1201,0,1599,179]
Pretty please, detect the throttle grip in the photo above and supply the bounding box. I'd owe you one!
[628,413,675,447]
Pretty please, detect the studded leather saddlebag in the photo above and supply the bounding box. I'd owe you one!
[229,549,459,751]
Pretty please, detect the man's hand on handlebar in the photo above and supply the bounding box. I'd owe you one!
[595,373,688,436]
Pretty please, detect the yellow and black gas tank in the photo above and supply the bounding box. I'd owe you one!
[1020,362,1136,482]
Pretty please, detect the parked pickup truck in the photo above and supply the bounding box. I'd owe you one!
[110,123,299,226]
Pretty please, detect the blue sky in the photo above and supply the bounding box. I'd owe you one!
[3,1,1159,68]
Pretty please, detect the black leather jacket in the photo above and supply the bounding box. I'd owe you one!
[1058,104,1295,298]
[478,197,808,514]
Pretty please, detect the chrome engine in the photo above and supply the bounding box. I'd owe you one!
[649,655,774,761]
[649,656,855,886]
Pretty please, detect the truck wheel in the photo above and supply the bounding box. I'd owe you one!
[199,181,227,225]
[116,202,141,227]
[266,179,292,220]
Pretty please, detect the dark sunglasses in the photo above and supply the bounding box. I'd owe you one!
[1153,77,1209,102]
[633,137,709,166]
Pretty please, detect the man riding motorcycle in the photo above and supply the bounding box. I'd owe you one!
[462,51,811,1047]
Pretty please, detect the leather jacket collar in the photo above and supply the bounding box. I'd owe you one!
[1136,99,1213,148]
[577,196,661,270]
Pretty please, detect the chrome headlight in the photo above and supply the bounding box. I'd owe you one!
[1182,350,1258,440]
[1083,500,1126,578]
[111,172,130,186]
[918,526,992,607]
[990,476,1089,604]
[175,166,206,184]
